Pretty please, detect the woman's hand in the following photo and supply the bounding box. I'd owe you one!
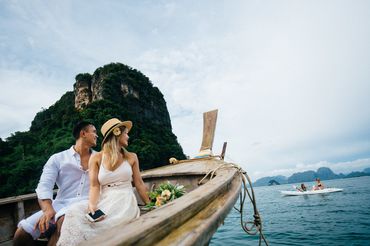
[88,203,98,214]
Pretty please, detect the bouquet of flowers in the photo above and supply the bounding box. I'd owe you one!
[146,181,186,209]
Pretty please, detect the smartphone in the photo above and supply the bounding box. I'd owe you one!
[85,209,106,222]
[39,222,56,239]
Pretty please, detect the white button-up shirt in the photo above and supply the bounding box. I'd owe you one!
[35,146,92,217]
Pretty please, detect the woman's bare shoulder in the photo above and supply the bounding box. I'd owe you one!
[126,151,137,157]
[125,151,138,164]
[91,151,103,162]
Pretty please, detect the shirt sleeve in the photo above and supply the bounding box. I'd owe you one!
[35,154,59,200]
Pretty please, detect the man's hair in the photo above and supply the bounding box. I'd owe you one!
[72,121,94,140]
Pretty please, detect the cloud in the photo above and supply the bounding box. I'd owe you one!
[0,68,68,138]
[0,0,369,180]
[134,34,370,178]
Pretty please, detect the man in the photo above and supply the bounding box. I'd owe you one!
[13,121,98,246]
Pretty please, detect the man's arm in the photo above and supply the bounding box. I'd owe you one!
[35,155,59,200]
[34,155,59,233]
[35,199,56,233]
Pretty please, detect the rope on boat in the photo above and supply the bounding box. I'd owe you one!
[198,161,269,246]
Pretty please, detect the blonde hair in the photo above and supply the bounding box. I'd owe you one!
[102,127,127,169]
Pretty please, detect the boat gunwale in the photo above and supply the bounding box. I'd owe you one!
[141,172,207,179]
[0,190,58,206]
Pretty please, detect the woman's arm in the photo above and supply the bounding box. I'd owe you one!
[88,152,101,213]
[131,153,150,204]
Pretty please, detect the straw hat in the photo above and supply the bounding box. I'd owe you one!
[101,118,132,145]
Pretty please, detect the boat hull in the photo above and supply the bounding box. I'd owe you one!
[280,188,343,196]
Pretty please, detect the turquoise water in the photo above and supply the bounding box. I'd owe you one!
[210,176,370,245]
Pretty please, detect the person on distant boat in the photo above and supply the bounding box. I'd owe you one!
[313,178,324,190]
[57,118,150,246]
[299,183,307,192]
[13,121,98,246]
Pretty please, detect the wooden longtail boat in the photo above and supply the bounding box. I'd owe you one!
[0,110,252,245]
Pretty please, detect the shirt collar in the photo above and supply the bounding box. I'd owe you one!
[69,145,95,157]
[69,146,79,157]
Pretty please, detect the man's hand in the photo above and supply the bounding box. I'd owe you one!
[34,208,56,233]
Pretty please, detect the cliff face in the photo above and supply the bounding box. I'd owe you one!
[72,63,182,169]
[74,63,171,127]
[74,79,92,110]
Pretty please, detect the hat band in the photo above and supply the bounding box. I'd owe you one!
[103,123,121,138]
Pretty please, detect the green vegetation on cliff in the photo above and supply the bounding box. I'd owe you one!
[0,63,186,198]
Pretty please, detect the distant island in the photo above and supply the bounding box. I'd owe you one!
[253,167,370,187]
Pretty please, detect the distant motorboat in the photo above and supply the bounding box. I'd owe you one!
[280,188,343,196]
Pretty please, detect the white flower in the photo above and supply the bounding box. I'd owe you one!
[113,127,121,136]
[161,189,171,200]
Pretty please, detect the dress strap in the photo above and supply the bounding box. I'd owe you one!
[99,153,105,167]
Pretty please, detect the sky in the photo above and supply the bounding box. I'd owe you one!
[1,0,369,180]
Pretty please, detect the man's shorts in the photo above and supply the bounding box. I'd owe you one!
[17,210,44,239]
[17,205,67,239]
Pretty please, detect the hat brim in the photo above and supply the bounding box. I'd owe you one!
[101,121,132,146]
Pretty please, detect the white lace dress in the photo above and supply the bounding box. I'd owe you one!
[57,158,140,246]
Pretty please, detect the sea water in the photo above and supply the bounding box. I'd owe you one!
[210,176,370,246]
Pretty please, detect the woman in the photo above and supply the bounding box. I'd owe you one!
[57,118,150,246]
[314,178,324,190]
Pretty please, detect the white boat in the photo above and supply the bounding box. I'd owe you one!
[280,188,343,196]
